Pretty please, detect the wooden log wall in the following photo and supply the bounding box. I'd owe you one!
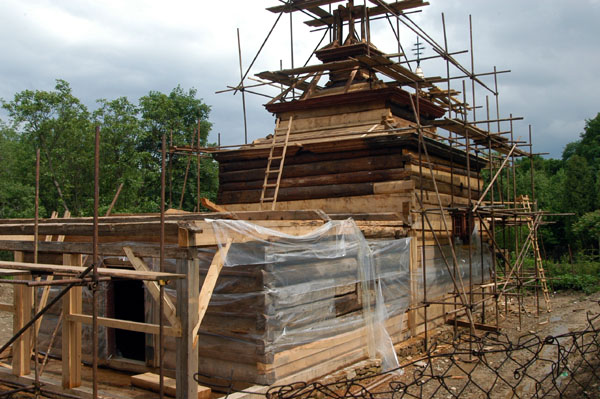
[217,145,483,211]
[182,239,411,385]
[0,207,492,387]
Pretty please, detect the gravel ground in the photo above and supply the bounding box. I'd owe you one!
[0,288,598,398]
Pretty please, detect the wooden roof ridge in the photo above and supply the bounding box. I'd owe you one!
[264,86,445,118]
[266,0,429,28]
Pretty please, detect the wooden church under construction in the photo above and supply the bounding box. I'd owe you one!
[0,1,548,398]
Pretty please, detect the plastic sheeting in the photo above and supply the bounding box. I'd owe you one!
[208,218,410,372]
[416,226,492,302]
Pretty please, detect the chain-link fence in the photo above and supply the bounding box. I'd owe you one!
[219,304,600,399]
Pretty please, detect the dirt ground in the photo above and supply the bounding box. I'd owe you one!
[0,290,598,398]
[380,291,600,398]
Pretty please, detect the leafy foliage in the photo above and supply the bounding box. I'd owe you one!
[484,113,600,259]
[0,80,217,218]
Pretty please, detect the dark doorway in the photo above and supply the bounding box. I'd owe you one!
[113,279,145,361]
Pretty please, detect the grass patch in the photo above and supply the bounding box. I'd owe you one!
[544,259,600,294]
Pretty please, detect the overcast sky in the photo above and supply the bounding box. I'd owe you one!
[0,0,598,158]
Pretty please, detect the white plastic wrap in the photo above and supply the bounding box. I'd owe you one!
[208,218,410,372]
[417,226,492,301]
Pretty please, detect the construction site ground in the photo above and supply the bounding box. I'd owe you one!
[0,286,599,398]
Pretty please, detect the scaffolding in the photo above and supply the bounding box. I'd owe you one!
[208,0,557,348]
[0,1,562,398]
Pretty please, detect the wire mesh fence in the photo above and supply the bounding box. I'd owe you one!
[220,303,600,399]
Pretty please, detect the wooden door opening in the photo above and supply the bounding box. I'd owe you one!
[113,279,146,361]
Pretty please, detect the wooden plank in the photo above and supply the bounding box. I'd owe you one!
[409,232,418,337]
[303,0,428,26]
[176,258,200,399]
[405,163,481,188]
[192,240,232,345]
[179,220,330,247]
[220,168,410,192]
[222,385,269,399]
[0,240,194,259]
[62,254,82,389]
[12,252,31,377]
[0,210,332,225]
[218,145,404,172]
[0,221,180,237]
[123,246,182,333]
[200,198,229,213]
[219,153,409,183]
[0,235,33,241]
[131,372,210,399]
[65,314,180,337]
[267,0,342,13]
[223,193,414,214]
[0,368,109,399]
[222,182,376,204]
[275,108,389,133]
[0,260,185,281]
[373,179,415,194]
[0,268,27,276]
[0,303,13,313]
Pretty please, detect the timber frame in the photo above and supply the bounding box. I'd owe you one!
[0,1,555,398]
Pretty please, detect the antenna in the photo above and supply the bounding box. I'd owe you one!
[237,28,249,144]
[412,36,425,78]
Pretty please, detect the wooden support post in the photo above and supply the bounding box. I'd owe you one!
[408,234,418,337]
[176,258,199,399]
[62,253,82,389]
[192,240,232,345]
[12,251,31,376]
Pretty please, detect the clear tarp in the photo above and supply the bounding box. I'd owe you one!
[208,218,410,372]
[416,226,492,301]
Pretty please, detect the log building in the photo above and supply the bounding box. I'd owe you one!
[0,1,542,398]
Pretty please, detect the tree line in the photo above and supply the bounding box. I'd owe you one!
[1,79,599,260]
[494,113,600,260]
[0,79,218,218]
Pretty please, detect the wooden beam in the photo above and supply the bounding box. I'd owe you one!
[200,198,229,213]
[178,220,330,247]
[35,213,70,340]
[176,258,200,399]
[0,220,180,237]
[131,372,211,399]
[0,241,194,259]
[62,254,82,389]
[267,0,343,13]
[12,252,31,377]
[65,314,180,337]
[123,246,182,333]
[0,260,185,282]
[0,303,13,313]
[260,59,359,79]
[192,240,232,346]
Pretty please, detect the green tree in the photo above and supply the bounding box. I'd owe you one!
[0,123,37,218]
[138,86,216,211]
[0,80,218,217]
[1,80,93,215]
[565,113,600,172]
[93,97,146,213]
[562,155,595,217]
[573,210,600,251]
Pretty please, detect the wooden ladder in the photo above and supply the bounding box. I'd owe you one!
[260,116,294,210]
[521,195,552,312]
